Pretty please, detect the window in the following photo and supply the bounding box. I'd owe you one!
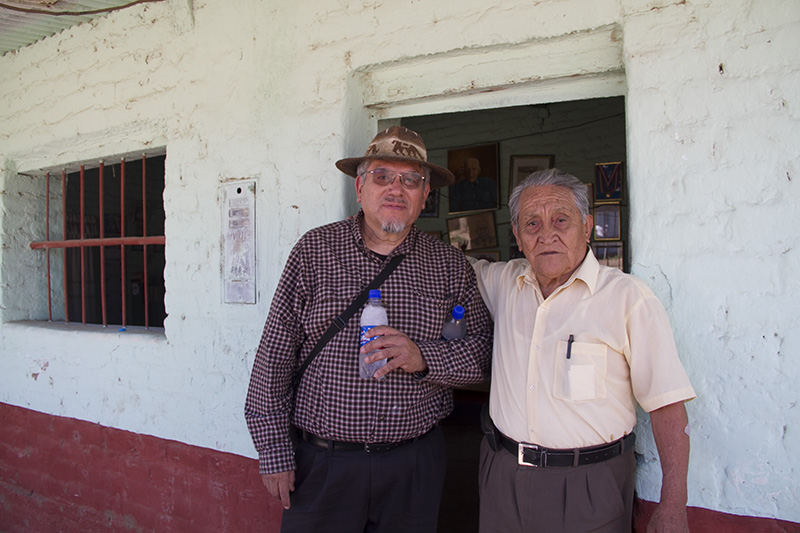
[30,154,166,328]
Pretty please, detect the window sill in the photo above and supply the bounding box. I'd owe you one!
[4,320,166,341]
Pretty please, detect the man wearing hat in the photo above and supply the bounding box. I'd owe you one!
[245,126,493,532]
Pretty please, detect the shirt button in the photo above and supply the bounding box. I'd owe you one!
[378,415,386,421]
[529,385,535,390]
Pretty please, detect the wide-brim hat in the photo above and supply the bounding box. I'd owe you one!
[336,126,454,189]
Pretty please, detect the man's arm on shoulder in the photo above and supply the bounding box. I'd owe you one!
[465,254,491,305]
[647,401,690,533]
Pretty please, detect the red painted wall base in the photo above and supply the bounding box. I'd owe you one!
[634,499,800,533]
[2,402,798,532]
[0,402,282,532]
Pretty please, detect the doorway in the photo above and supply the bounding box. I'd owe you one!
[396,96,628,531]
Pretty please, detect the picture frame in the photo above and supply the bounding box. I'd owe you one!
[420,188,439,217]
[447,144,500,213]
[508,155,554,199]
[595,161,623,202]
[592,241,624,270]
[593,204,621,240]
[447,211,498,251]
[466,250,500,262]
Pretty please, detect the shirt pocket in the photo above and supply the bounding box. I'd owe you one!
[404,288,457,339]
[552,341,608,402]
[306,286,358,341]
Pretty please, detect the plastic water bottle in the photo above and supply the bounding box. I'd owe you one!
[442,305,466,340]
[359,289,388,379]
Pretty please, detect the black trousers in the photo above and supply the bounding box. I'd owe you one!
[280,426,447,533]
[478,436,636,533]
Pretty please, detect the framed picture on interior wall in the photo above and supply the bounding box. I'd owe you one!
[466,250,500,262]
[592,241,624,270]
[447,144,500,214]
[446,211,498,251]
[595,161,623,202]
[593,204,621,240]
[420,189,439,217]
[509,155,554,199]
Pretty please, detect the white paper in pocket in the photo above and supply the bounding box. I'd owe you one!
[568,364,596,401]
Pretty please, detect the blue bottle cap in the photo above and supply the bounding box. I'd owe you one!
[452,305,465,320]
[369,289,382,299]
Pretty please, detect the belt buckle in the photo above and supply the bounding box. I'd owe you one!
[517,443,545,467]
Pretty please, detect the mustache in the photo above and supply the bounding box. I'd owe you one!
[382,196,408,206]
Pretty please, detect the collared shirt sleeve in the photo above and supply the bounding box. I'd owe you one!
[416,253,493,387]
[626,279,696,412]
[244,239,308,475]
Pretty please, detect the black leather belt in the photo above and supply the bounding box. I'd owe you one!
[297,427,434,453]
[499,432,635,468]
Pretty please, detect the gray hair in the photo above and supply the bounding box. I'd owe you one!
[356,159,430,182]
[508,168,590,228]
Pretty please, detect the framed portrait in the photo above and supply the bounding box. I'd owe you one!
[593,204,621,240]
[592,242,624,270]
[509,155,554,199]
[466,250,500,262]
[447,144,500,214]
[420,189,439,217]
[447,212,498,251]
[595,162,623,202]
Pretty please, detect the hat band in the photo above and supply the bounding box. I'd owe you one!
[364,137,427,163]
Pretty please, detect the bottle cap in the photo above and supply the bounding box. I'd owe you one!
[369,289,382,299]
[452,305,465,320]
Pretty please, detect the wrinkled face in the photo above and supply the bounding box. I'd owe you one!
[512,185,593,289]
[356,159,430,235]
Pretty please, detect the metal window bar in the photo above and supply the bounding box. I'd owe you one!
[31,156,166,328]
[121,159,127,326]
[45,171,52,320]
[80,165,86,323]
[61,169,68,322]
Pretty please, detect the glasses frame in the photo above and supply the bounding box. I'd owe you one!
[362,168,427,190]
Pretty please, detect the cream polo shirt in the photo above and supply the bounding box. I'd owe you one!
[473,251,695,449]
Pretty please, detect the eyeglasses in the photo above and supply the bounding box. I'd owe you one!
[363,169,426,190]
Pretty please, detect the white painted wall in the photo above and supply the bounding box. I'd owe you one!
[1,0,798,522]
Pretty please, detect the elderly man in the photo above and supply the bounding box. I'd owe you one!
[471,168,695,533]
[245,126,493,532]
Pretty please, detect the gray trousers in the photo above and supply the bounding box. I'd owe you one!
[478,436,635,533]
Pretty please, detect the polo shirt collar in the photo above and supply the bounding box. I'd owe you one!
[515,247,600,295]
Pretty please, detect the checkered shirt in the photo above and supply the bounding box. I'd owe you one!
[244,211,493,474]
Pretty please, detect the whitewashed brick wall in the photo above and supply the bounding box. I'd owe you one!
[1,0,798,522]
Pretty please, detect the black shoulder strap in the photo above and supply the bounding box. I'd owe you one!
[292,254,405,388]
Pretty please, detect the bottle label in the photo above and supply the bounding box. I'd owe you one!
[360,325,379,347]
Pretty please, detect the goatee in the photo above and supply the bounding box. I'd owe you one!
[382,221,407,234]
